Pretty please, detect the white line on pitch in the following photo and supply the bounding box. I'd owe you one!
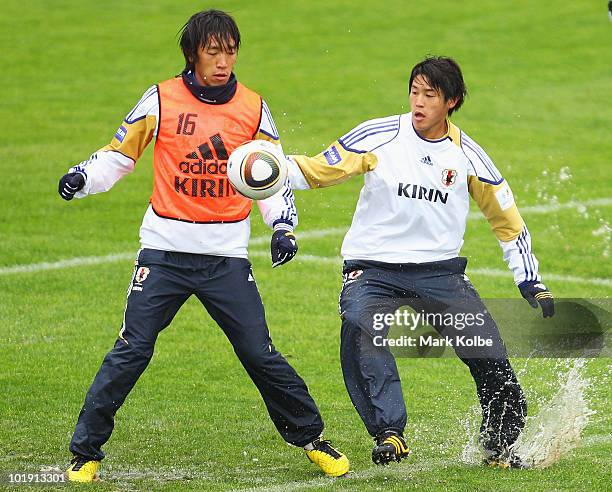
[1,198,610,277]
[467,267,612,287]
[0,229,348,275]
[467,197,612,219]
[248,252,612,287]
[248,226,347,246]
[0,252,137,275]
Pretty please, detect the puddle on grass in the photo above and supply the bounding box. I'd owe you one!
[461,359,597,468]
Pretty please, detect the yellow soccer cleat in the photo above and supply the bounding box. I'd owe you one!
[66,455,101,482]
[372,431,411,465]
[483,448,530,469]
[304,438,350,477]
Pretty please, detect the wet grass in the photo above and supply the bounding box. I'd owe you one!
[1,0,610,490]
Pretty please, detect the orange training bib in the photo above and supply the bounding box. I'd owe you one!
[151,77,262,223]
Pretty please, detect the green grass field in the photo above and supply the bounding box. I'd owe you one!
[1,0,610,490]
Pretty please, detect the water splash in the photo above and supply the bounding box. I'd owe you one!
[514,359,595,468]
[461,359,596,468]
[460,403,484,464]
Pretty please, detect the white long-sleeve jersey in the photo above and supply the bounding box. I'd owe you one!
[69,85,297,258]
[288,113,541,285]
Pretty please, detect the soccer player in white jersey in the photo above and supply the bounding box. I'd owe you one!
[286,56,554,468]
[57,9,348,482]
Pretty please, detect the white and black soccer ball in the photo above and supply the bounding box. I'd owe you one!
[227,140,288,200]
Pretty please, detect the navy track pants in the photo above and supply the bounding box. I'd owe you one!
[70,249,323,460]
[339,257,526,452]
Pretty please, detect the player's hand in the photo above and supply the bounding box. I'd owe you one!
[58,172,85,200]
[518,280,554,318]
[271,229,298,268]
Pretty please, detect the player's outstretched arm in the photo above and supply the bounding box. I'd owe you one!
[468,175,555,318]
[57,85,158,201]
[285,115,404,189]
[287,142,377,189]
[463,132,554,318]
[285,115,406,189]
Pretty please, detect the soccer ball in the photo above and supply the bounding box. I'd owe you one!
[227,140,288,200]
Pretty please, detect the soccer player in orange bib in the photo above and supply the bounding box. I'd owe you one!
[59,9,348,482]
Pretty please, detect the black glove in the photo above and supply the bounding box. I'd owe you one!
[271,229,298,268]
[518,280,555,318]
[58,172,85,201]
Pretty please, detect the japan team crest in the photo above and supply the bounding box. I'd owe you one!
[343,269,363,285]
[135,266,150,283]
[442,169,457,187]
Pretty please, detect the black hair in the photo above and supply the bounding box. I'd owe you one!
[179,10,241,71]
[409,56,467,115]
